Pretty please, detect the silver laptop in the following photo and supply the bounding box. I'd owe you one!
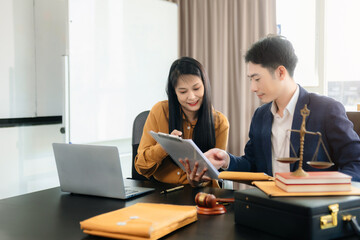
[52,143,154,199]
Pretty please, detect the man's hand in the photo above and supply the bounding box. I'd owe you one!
[204,148,230,169]
[179,158,211,187]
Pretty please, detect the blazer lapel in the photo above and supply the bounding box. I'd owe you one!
[290,86,310,171]
[262,105,273,175]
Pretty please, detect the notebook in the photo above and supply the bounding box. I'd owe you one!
[52,143,154,199]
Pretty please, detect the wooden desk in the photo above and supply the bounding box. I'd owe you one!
[0,180,283,240]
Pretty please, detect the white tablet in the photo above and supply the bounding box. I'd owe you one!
[149,131,220,179]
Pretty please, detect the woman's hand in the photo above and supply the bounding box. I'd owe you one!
[170,129,182,137]
[179,158,211,187]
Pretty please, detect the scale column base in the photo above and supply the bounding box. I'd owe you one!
[291,168,309,177]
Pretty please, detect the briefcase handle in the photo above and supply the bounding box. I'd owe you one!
[343,215,360,236]
[350,216,360,236]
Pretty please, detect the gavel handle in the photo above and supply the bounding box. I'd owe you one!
[216,198,235,203]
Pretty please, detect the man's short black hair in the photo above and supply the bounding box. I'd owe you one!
[245,35,298,77]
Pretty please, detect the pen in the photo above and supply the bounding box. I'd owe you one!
[160,185,184,194]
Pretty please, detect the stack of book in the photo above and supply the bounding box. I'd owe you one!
[275,171,352,192]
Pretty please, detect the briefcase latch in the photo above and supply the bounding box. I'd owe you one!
[320,204,339,229]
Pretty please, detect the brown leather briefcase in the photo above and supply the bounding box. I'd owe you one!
[234,188,360,240]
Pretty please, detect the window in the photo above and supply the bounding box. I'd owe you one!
[277,0,360,110]
[276,0,317,87]
[324,0,360,111]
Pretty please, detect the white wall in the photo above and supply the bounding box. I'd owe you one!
[0,125,63,199]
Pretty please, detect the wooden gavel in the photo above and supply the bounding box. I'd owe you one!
[195,192,234,208]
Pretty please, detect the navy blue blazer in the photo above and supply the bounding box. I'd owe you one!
[228,86,360,181]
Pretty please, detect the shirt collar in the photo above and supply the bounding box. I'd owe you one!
[181,110,197,125]
[271,84,299,117]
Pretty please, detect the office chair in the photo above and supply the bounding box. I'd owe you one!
[346,111,360,137]
[131,110,150,180]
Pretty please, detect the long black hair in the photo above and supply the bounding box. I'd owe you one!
[166,57,215,152]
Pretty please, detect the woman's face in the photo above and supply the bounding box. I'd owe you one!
[174,74,204,118]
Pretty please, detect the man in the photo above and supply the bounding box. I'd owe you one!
[182,35,360,186]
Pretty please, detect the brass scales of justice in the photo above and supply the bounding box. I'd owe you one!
[276,104,334,177]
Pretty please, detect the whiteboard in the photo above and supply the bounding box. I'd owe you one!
[34,0,66,116]
[0,0,36,118]
[67,0,178,143]
[0,0,66,119]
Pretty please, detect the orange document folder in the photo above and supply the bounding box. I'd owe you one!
[218,171,274,184]
[80,203,197,240]
[253,181,360,197]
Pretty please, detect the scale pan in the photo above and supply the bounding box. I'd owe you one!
[306,161,334,169]
[276,157,300,164]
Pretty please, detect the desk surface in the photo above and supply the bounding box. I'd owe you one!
[0,180,281,240]
[0,180,357,240]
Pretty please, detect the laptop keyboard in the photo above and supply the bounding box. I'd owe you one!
[125,187,139,195]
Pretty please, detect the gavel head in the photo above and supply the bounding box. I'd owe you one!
[195,192,217,208]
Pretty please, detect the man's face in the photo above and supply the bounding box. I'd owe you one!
[247,62,282,103]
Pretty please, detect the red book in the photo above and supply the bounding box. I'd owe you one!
[275,171,352,185]
[275,179,351,192]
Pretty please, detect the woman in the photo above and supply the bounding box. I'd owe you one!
[134,57,229,186]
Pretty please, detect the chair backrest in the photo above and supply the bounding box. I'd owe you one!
[346,111,360,137]
[131,110,150,180]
